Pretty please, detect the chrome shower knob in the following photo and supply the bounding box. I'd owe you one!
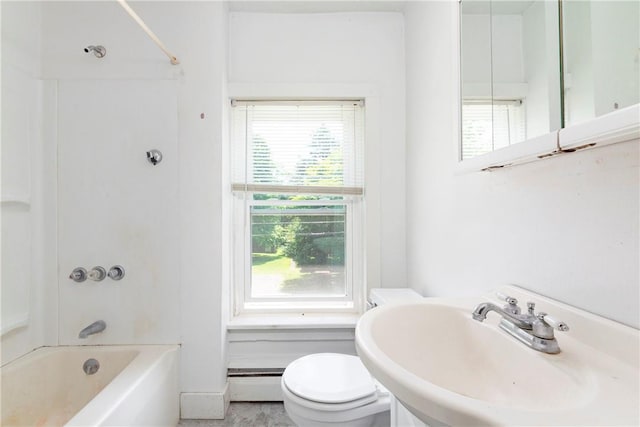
[108,265,125,281]
[146,149,162,165]
[88,266,107,281]
[84,45,106,58]
[69,267,88,282]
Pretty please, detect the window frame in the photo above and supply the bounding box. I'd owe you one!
[230,99,365,316]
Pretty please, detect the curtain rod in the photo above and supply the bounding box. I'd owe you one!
[116,0,180,65]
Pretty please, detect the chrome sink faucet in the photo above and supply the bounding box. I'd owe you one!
[79,320,107,339]
[472,293,569,354]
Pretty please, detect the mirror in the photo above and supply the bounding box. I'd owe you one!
[562,0,640,126]
[460,0,563,160]
[460,0,640,163]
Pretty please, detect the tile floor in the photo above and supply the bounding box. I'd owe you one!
[179,402,295,427]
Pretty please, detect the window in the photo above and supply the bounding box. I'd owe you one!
[230,100,365,314]
[461,99,526,160]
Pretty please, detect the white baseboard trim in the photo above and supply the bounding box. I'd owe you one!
[180,384,230,420]
[229,376,283,402]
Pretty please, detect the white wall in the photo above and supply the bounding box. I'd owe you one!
[4,2,405,412]
[38,0,230,413]
[1,1,57,365]
[225,10,406,380]
[5,1,634,417]
[405,1,639,328]
[56,79,180,346]
[228,11,406,293]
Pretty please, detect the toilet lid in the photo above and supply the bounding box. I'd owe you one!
[282,353,377,404]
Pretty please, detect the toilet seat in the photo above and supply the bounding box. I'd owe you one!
[282,378,390,425]
[282,379,380,412]
[281,353,391,426]
[283,353,378,405]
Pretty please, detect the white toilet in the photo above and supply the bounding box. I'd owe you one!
[281,288,422,427]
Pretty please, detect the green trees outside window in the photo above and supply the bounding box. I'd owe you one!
[250,125,346,267]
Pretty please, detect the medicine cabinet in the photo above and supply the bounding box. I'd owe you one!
[459,0,640,169]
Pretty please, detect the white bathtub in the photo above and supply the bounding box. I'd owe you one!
[1,345,179,427]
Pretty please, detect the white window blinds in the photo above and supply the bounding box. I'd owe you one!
[231,100,365,195]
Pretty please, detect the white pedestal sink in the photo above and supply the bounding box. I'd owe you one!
[355,285,639,426]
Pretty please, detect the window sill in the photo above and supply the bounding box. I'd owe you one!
[227,313,359,330]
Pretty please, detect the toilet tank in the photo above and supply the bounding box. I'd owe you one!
[367,288,422,309]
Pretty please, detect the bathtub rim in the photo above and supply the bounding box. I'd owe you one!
[1,344,180,426]
[66,344,180,426]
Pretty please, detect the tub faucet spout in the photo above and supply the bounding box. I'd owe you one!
[79,320,106,339]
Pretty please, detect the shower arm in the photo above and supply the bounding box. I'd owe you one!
[116,0,180,65]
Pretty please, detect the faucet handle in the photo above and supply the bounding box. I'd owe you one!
[496,292,520,314]
[496,291,518,305]
[537,312,569,332]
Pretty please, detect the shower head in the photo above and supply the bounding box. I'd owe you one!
[84,45,106,58]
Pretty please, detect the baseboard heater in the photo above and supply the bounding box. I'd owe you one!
[228,368,285,378]
[228,368,285,401]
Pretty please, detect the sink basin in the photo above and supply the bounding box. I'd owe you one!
[365,303,590,410]
[355,286,639,426]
